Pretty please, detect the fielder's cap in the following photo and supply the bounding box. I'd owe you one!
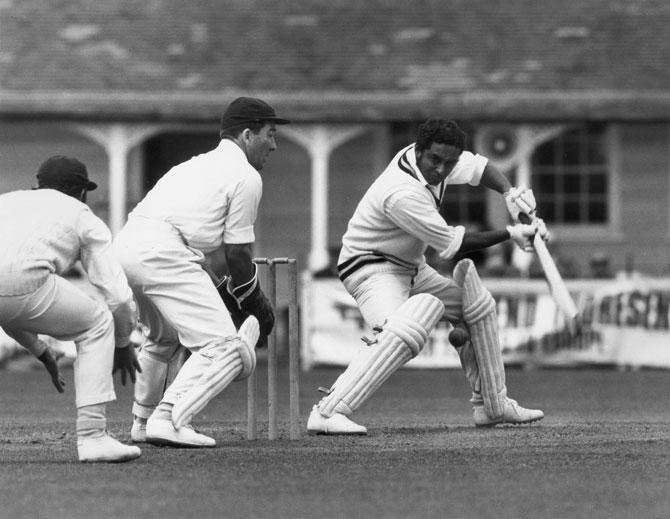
[220,97,290,130]
[37,155,97,191]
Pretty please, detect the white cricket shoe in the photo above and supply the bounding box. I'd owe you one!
[306,405,367,435]
[78,434,142,463]
[145,417,215,447]
[130,419,146,443]
[473,398,544,427]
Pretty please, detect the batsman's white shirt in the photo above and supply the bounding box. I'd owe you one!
[128,139,261,253]
[338,144,488,273]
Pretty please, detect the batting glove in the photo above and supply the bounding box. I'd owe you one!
[506,223,536,253]
[504,186,536,221]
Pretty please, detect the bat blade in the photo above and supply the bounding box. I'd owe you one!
[519,213,579,332]
[532,233,579,324]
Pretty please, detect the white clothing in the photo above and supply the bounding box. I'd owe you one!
[0,275,116,407]
[116,139,260,413]
[114,219,237,349]
[338,145,487,273]
[341,261,464,329]
[128,139,262,253]
[0,189,132,407]
[0,190,133,312]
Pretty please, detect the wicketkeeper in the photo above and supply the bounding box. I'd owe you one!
[114,97,289,447]
[308,119,548,435]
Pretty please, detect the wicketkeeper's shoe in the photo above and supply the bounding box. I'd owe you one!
[77,433,142,463]
[145,417,215,447]
[130,419,147,443]
[306,405,367,435]
[473,398,544,427]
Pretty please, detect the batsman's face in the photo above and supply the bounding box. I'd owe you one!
[246,123,278,171]
[416,142,461,186]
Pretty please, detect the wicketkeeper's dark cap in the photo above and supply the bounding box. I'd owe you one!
[37,155,97,191]
[220,97,290,130]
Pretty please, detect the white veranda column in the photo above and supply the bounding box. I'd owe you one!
[282,124,369,272]
[73,123,163,235]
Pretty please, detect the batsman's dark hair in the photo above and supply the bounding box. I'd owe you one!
[220,120,265,139]
[415,119,466,153]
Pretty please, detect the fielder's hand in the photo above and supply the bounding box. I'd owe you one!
[504,186,536,221]
[506,222,537,253]
[217,275,250,329]
[37,345,66,393]
[113,345,142,386]
[240,286,275,338]
[225,267,275,341]
[218,275,273,347]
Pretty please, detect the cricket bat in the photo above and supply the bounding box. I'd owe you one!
[519,213,580,332]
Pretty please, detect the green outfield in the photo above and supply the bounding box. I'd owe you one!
[1,366,669,519]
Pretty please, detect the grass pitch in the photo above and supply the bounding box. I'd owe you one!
[1,366,669,519]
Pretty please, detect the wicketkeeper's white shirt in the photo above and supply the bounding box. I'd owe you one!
[338,144,488,270]
[128,139,262,253]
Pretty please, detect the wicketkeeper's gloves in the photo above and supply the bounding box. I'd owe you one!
[216,265,275,341]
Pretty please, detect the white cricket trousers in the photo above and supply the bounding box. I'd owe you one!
[114,217,237,411]
[0,274,116,407]
[342,261,464,328]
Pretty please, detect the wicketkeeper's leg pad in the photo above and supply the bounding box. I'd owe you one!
[317,294,444,417]
[233,315,259,381]
[453,259,507,419]
[132,341,186,420]
[171,316,259,428]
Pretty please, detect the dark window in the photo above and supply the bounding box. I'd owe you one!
[531,124,609,224]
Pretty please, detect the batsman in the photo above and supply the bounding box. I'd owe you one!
[308,118,548,435]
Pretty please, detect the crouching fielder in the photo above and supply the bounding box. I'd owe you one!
[308,118,545,434]
[0,156,141,462]
[115,96,288,447]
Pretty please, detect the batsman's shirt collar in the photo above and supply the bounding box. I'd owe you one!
[397,144,444,205]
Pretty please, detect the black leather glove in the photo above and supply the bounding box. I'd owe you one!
[216,276,250,329]
[37,345,66,393]
[218,269,275,343]
[239,282,275,337]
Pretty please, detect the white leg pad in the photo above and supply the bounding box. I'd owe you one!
[234,316,259,381]
[171,316,258,428]
[453,259,507,419]
[132,342,185,420]
[318,294,444,417]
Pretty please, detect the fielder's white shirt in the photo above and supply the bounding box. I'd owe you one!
[339,144,488,269]
[0,189,134,308]
[128,139,261,254]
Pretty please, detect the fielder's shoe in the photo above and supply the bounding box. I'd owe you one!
[473,398,544,427]
[145,417,215,447]
[130,419,147,443]
[306,405,367,435]
[78,434,142,463]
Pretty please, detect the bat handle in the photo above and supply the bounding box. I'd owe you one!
[517,211,545,249]
[517,211,535,225]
